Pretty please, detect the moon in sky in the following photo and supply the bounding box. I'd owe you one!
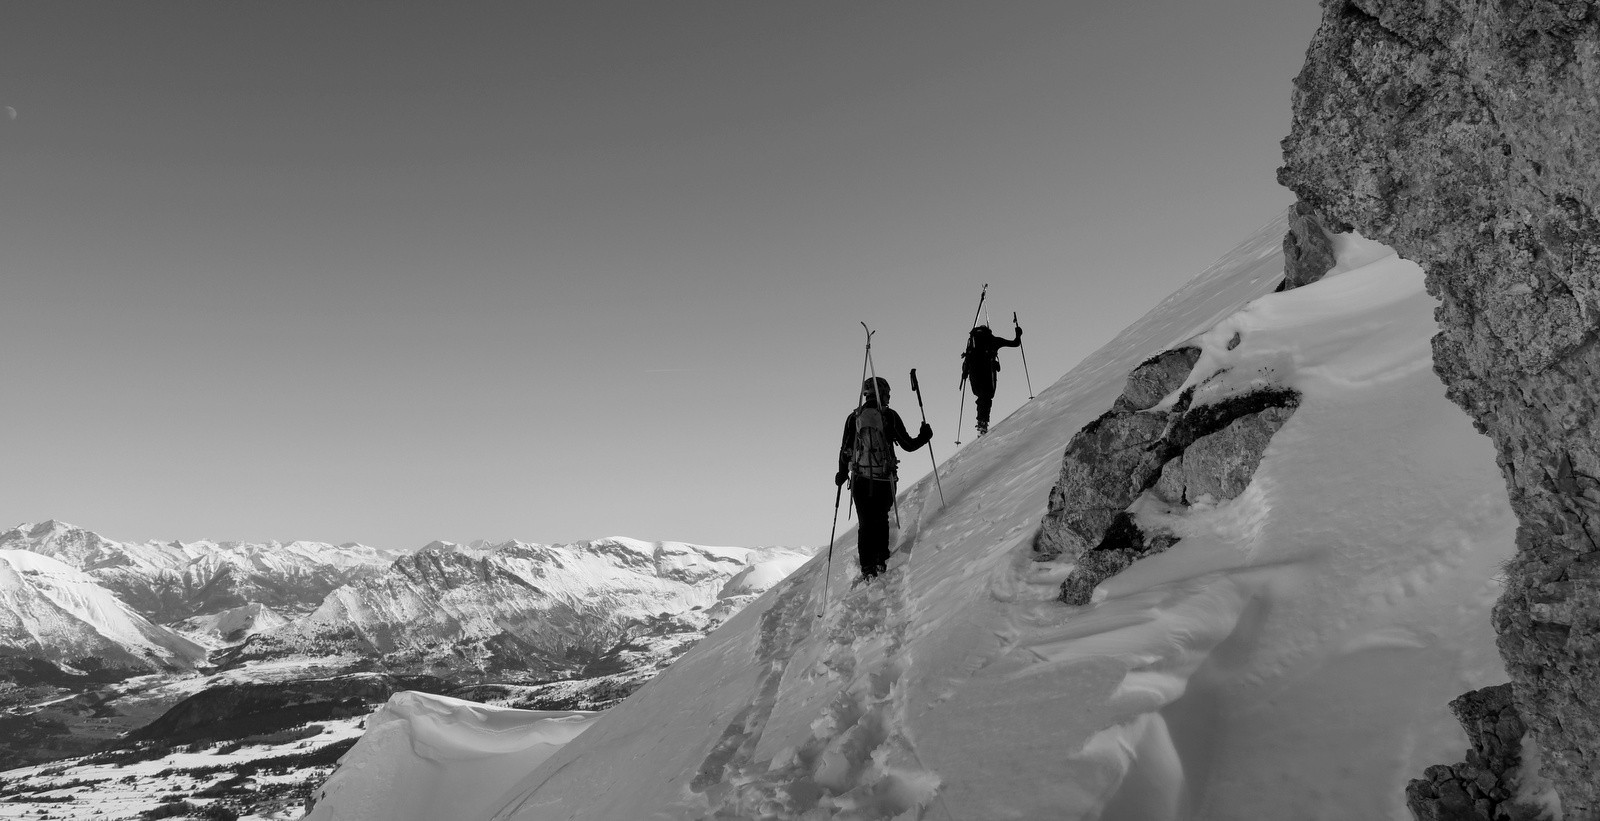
[3,107,15,120]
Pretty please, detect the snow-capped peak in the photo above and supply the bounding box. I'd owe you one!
[0,550,207,672]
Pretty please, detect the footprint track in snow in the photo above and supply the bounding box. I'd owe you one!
[696,487,943,820]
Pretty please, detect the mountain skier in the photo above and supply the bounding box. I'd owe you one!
[961,322,1022,436]
[835,376,932,580]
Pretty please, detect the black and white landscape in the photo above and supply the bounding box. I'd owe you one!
[0,521,807,819]
[8,0,1600,819]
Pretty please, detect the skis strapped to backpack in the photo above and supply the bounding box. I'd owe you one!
[955,284,987,445]
[850,405,897,482]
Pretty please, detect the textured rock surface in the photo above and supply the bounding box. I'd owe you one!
[1035,410,1173,562]
[1280,200,1339,291]
[1405,684,1544,821]
[1152,404,1297,506]
[1057,514,1181,607]
[1035,346,1203,563]
[1280,1,1600,814]
[1110,347,1202,412]
[1037,343,1299,602]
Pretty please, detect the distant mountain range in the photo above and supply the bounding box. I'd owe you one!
[0,520,406,627]
[0,521,810,686]
[228,537,812,681]
[0,549,208,680]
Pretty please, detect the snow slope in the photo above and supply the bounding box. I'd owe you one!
[312,213,1520,820]
[174,602,292,649]
[306,694,596,821]
[0,550,207,671]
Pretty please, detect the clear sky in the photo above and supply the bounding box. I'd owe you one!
[0,1,1321,551]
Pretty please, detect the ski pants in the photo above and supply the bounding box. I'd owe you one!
[970,366,998,427]
[851,478,895,574]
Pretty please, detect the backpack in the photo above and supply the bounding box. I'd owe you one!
[850,406,898,482]
[962,328,1000,378]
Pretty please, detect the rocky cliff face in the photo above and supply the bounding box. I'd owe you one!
[1279,1,1600,815]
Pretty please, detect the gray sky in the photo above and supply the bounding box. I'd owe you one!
[1,1,1321,551]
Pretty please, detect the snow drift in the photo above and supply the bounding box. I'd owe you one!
[313,212,1519,820]
[306,693,596,821]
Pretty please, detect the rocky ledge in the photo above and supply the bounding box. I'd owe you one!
[1406,684,1545,821]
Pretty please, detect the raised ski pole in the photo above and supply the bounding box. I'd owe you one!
[818,482,842,619]
[955,284,988,445]
[1015,311,1034,399]
[909,368,945,508]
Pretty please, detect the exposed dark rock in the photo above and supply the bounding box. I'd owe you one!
[1038,372,1300,601]
[1035,348,1205,562]
[1112,347,1203,413]
[1405,684,1545,821]
[1159,388,1300,463]
[1279,0,1600,812]
[1058,514,1181,606]
[1035,411,1172,562]
[1279,200,1339,291]
[1153,404,1298,506]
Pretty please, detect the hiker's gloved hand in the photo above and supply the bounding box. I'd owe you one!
[1014,326,1023,338]
[835,470,847,487]
[918,422,932,440]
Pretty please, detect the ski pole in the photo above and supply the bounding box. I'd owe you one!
[1015,311,1034,399]
[818,483,842,619]
[954,383,967,446]
[909,368,945,508]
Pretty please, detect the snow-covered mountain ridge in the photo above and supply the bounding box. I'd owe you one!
[233,537,812,682]
[0,549,207,676]
[308,214,1531,820]
[0,520,406,629]
[0,528,812,818]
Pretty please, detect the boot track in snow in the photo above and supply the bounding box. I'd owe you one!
[693,486,945,820]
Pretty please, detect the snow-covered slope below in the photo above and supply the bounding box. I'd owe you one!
[0,550,207,673]
[309,212,1521,820]
[308,693,597,821]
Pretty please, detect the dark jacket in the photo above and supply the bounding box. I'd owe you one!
[837,402,930,481]
[961,327,1021,380]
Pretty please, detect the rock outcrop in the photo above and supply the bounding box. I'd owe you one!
[1280,200,1338,291]
[1405,684,1543,821]
[1279,0,1600,814]
[1037,345,1299,604]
